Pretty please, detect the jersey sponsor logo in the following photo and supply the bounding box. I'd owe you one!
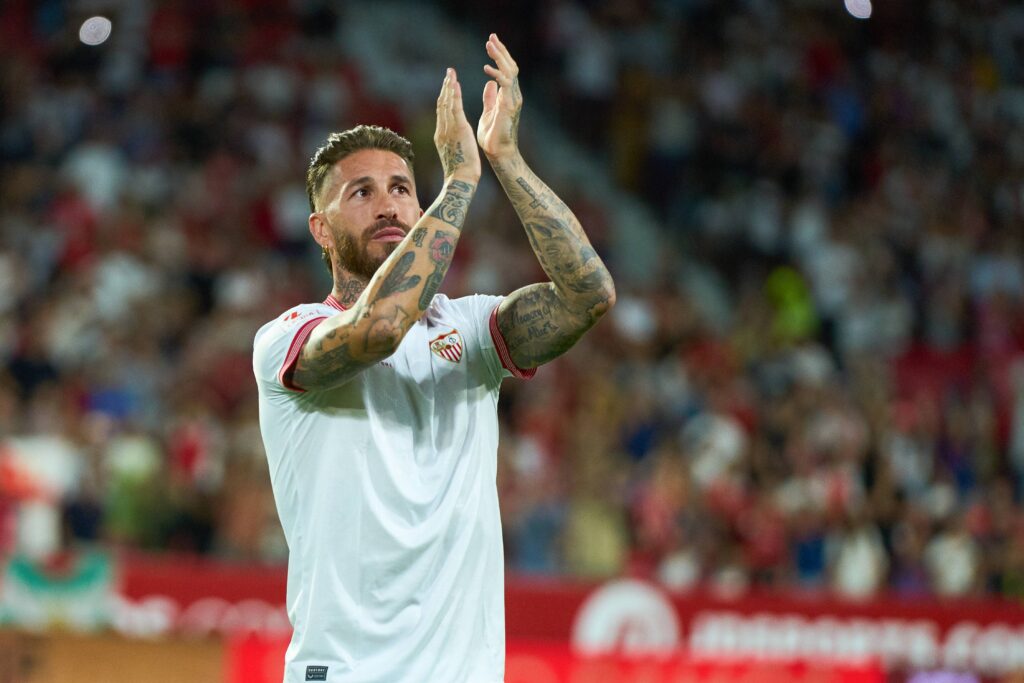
[305,665,328,681]
[429,329,463,363]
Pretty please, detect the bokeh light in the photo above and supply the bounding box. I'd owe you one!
[79,16,112,45]
[844,0,872,20]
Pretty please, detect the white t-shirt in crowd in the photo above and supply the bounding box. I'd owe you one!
[253,293,533,683]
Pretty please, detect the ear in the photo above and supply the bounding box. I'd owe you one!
[309,212,333,248]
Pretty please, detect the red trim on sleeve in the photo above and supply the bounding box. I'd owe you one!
[489,305,537,380]
[277,316,328,392]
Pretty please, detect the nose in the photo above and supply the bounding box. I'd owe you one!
[375,193,399,221]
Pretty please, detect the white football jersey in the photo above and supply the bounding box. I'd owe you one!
[253,293,533,683]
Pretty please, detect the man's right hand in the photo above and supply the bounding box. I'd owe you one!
[434,68,481,183]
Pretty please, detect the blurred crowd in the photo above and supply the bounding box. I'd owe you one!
[2,0,1024,602]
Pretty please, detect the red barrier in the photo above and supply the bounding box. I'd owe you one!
[226,634,287,683]
[504,642,883,683]
[225,637,884,683]
[113,553,1024,678]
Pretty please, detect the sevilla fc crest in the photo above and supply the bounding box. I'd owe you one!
[429,329,463,363]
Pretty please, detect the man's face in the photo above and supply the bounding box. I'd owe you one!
[313,149,421,280]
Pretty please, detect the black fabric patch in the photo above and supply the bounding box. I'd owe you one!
[305,665,328,681]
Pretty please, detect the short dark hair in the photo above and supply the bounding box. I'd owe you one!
[306,125,415,213]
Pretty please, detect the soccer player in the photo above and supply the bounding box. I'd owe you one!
[253,34,615,682]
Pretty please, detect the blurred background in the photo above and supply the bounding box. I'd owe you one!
[1,0,1024,681]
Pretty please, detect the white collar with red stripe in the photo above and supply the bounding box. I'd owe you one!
[324,294,348,311]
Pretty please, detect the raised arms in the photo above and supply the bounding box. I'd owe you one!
[478,34,616,369]
[291,70,480,391]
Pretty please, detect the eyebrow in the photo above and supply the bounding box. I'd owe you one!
[343,174,413,193]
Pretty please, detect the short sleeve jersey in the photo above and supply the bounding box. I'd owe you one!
[253,293,533,683]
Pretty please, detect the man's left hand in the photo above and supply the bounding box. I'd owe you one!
[477,33,522,161]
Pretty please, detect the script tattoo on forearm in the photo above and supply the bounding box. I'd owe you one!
[426,179,475,228]
[412,227,426,247]
[419,231,456,310]
[378,251,421,297]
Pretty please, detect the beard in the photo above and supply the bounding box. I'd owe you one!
[332,217,414,281]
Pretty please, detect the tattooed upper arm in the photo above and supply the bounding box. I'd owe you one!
[496,283,600,369]
[290,304,408,391]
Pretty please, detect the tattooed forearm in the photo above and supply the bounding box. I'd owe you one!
[426,179,476,228]
[378,251,421,297]
[419,231,456,310]
[489,154,616,368]
[509,79,522,147]
[412,227,426,247]
[522,218,608,295]
[364,305,409,354]
[515,176,548,210]
[441,141,467,178]
[502,171,614,314]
